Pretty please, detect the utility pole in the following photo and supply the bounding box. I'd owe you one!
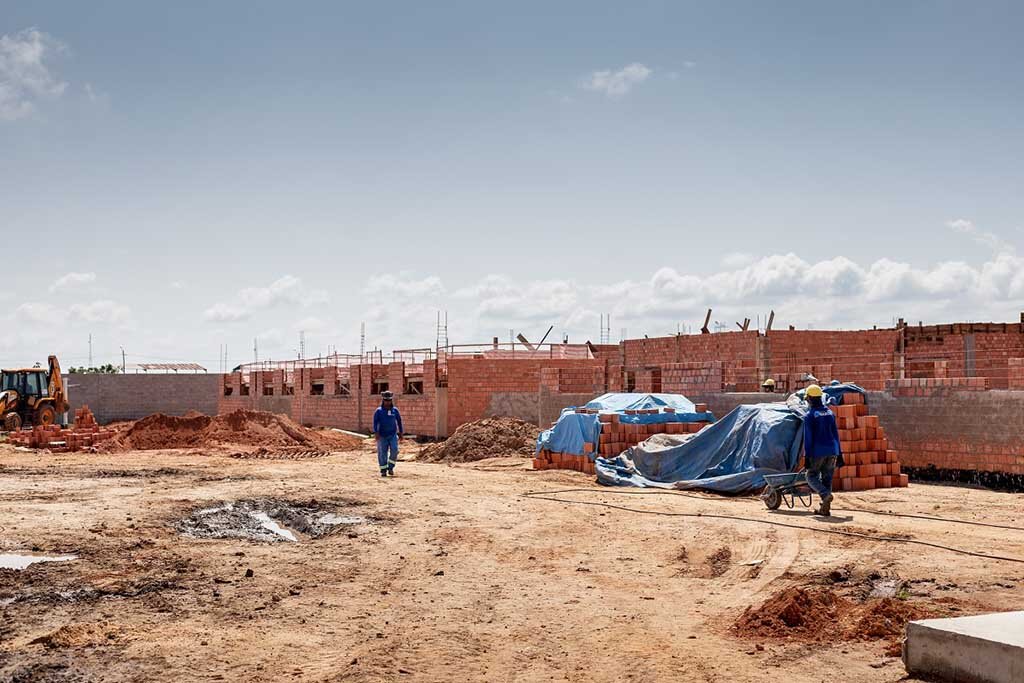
[120,346,126,373]
[88,333,93,368]
[299,330,306,360]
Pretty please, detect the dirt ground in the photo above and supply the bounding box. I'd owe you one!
[2,440,1023,683]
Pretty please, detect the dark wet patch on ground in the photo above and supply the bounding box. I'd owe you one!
[176,498,374,543]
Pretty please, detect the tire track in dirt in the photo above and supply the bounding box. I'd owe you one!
[717,526,801,611]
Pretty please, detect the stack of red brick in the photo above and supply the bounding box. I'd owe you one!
[828,394,909,490]
[534,404,713,474]
[5,406,116,452]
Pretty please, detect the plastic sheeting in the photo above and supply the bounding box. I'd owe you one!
[792,381,866,405]
[583,393,696,413]
[535,393,716,457]
[595,402,804,493]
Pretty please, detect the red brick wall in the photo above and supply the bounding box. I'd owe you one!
[623,332,759,391]
[445,357,605,434]
[218,361,442,436]
[904,323,1024,389]
[765,329,898,391]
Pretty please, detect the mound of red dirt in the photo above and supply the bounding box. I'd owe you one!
[418,417,540,463]
[734,587,845,638]
[113,410,363,451]
[733,585,939,654]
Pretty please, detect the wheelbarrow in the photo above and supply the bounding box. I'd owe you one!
[761,471,816,511]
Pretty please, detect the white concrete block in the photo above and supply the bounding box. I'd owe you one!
[904,611,1024,683]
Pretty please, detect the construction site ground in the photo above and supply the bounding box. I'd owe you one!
[2,442,1023,682]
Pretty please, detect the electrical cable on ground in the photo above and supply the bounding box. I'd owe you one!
[526,486,1024,533]
[520,489,1024,565]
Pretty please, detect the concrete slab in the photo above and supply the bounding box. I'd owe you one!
[903,611,1024,683]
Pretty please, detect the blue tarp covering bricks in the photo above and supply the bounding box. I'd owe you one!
[535,385,868,494]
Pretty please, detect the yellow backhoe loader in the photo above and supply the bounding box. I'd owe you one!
[0,355,68,431]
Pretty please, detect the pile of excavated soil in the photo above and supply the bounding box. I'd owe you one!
[110,410,362,452]
[733,585,938,653]
[418,417,540,463]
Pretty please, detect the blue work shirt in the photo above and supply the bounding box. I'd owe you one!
[803,407,842,459]
[373,405,403,438]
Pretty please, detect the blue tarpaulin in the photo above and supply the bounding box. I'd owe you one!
[536,392,716,457]
[793,381,866,405]
[595,402,804,494]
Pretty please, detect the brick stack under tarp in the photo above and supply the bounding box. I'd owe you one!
[534,404,713,474]
[5,406,116,452]
[829,393,909,490]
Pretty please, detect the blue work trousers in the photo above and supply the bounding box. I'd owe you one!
[377,434,399,472]
[806,455,837,499]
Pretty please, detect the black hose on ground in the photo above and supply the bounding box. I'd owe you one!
[524,486,1024,533]
[520,488,1024,565]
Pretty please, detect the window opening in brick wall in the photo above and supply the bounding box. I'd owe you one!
[311,382,324,396]
[263,386,274,396]
[405,380,424,395]
[241,384,250,396]
[372,380,389,395]
[224,386,234,396]
[625,371,636,392]
[337,382,351,396]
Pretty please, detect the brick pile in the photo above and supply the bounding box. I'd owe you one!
[829,393,909,491]
[533,404,714,474]
[6,406,116,452]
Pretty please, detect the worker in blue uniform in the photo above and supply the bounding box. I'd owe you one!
[802,384,843,516]
[373,390,403,477]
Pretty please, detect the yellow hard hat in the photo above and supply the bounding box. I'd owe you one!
[762,378,775,387]
[805,384,824,398]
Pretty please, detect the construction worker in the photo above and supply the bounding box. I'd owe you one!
[761,378,776,393]
[802,384,842,516]
[373,390,403,477]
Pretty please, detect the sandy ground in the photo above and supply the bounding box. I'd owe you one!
[2,441,1024,682]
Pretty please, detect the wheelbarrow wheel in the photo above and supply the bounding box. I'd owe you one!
[763,487,782,510]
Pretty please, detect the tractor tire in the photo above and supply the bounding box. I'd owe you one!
[3,412,22,432]
[35,404,57,427]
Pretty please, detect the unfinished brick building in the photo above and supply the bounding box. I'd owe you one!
[218,318,1024,441]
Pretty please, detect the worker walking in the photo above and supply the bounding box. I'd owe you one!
[802,384,842,516]
[373,390,403,477]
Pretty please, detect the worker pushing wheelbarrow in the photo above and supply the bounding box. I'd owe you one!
[763,384,844,516]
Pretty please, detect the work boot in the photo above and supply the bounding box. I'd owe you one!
[816,493,833,517]
[387,468,395,477]
[380,469,388,478]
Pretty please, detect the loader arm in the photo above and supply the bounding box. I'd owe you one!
[48,355,68,414]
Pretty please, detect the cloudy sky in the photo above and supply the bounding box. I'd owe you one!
[2,1,1024,369]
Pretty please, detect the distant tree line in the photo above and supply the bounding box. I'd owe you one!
[68,365,120,374]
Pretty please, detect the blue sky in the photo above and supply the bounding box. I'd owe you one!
[2,1,1024,368]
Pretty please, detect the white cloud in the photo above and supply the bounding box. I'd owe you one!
[0,28,67,121]
[581,62,652,98]
[456,275,579,322]
[170,281,186,290]
[945,217,1006,251]
[721,252,756,269]
[16,302,61,325]
[49,271,96,292]
[204,275,328,323]
[365,272,444,299]
[69,300,131,324]
[16,298,130,326]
